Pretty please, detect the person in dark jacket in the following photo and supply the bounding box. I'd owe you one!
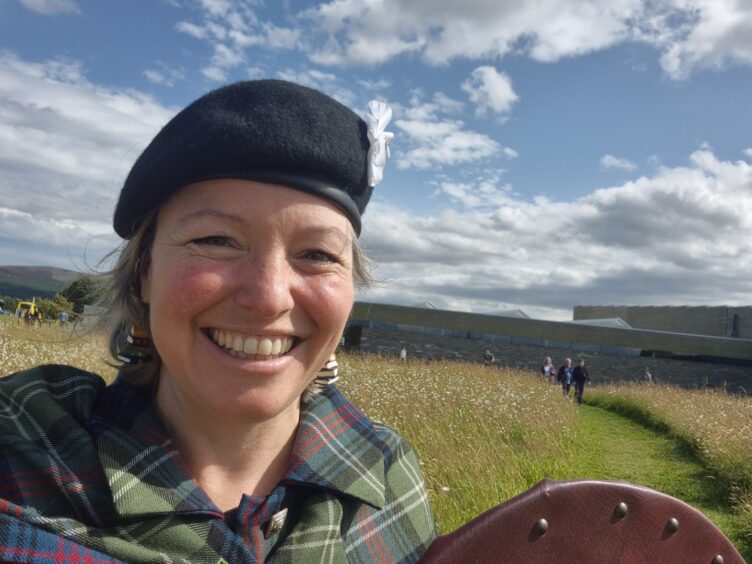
[572,358,590,404]
[557,357,573,398]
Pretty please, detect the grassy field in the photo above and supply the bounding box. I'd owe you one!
[337,354,579,531]
[1,316,750,557]
[0,316,116,379]
[588,384,752,495]
[587,383,752,556]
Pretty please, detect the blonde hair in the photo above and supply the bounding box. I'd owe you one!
[97,209,371,390]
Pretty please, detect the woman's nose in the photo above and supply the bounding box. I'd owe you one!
[233,257,295,319]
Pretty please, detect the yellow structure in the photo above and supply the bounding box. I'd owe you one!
[15,300,39,318]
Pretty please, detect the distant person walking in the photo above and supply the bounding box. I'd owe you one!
[59,310,69,327]
[541,357,556,384]
[641,367,653,384]
[572,358,590,404]
[483,349,495,366]
[557,358,574,398]
[399,345,407,362]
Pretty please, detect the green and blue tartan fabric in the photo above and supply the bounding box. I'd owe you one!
[0,365,436,563]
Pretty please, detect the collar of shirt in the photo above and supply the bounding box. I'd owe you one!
[92,378,386,520]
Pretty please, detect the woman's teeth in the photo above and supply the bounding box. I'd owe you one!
[209,329,294,359]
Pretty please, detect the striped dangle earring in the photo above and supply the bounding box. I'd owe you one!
[314,354,339,386]
[117,325,153,364]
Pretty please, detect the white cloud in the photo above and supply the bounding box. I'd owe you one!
[200,0,233,18]
[744,148,752,158]
[174,1,752,83]
[434,172,514,208]
[361,148,752,319]
[601,154,638,172]
[228,24,301,50]
[461,66,518,116]
[258,23,301,50]
[502,147,519,159]
[657,0,752,79]
[201,65,227,82]
[176,2,300,83]
[246,66,265,79]
[357,78,391,91]
[275,68,337,87]
[144,69,165,84]
[213,43,244,67]
[143,63,184,87]
[400,90,463,121]
[20,0,79,15]
[201,43,245,82]
[302,0,642,66]
[395,121,499,171]
[0,53,175,266]
[274,68,356,107]
[430,92,464,115]
[299,0,752,80]
[176,21,207,39]
[393,91,499,170]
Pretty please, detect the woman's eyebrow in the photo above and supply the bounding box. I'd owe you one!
[176,209,245,226]
[175,211,349,242]
[298,225,349,244]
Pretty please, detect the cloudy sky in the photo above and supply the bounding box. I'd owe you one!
[1,0,751,319]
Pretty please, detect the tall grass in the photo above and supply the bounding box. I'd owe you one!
[0,316,116,379]
[337,354,578,531]
[588,384,752,542]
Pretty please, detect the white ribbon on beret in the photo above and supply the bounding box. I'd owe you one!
[364,100,394,187]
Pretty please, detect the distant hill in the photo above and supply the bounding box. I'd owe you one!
[0,266,83,299]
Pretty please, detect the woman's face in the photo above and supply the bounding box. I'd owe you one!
[140,179,355,424]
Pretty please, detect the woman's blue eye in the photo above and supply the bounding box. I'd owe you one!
[193,236,231,247]
[305,250,335,262]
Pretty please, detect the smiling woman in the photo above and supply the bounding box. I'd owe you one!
[0,80,435,563]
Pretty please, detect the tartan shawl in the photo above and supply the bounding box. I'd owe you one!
[0,364,436,563]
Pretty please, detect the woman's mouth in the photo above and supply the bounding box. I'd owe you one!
[207,329,296,360]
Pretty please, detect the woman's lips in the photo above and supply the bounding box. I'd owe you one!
[208,329,296,360]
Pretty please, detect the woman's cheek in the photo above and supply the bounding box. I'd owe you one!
[161,261,230,313]
[310,275,354,319]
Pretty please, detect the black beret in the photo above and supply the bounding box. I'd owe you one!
[114,79,374,238]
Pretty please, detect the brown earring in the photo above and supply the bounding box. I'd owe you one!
[117,325,153,364]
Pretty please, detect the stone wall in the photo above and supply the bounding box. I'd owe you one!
[354,327,751,394]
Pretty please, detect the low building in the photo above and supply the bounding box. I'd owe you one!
[574,305,752,339]
[343,301,752,392]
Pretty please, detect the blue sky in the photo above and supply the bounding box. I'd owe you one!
[1,0,751,319]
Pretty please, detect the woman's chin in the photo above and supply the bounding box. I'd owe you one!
[205,385,307,423]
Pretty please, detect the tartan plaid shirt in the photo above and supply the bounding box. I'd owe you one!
[0,364,436,563]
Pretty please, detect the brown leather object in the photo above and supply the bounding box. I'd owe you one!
[420,478,745,564]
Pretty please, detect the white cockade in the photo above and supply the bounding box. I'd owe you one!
[364,100,394,187]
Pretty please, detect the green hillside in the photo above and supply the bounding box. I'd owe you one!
[0,265,82,299]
